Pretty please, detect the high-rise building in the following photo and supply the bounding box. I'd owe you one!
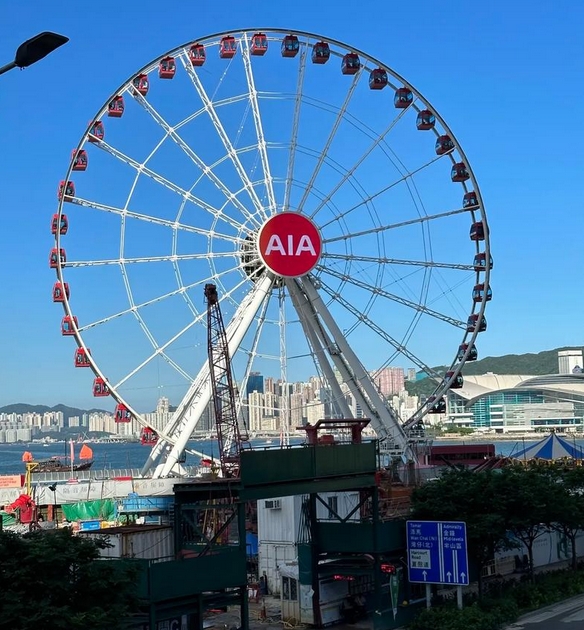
[246,372,264,396]
[372,367,405,396]
[558,350,583,375]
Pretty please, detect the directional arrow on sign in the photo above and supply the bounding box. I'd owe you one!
[446,572,452,582]
[422,570,427,581]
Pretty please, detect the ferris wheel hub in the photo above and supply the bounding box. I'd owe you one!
[257,212,322,278]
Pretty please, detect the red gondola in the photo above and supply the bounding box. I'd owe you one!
[445,371,464,389]
[93,377,110,397]
[71,149,88,171]
[281,34,299,58]
[369,68,388,90]
[88,120,104,143]
[52,282,69,302]
[251,33,268,56]
[74,347,91,368]
[189,43,206,66]
[451,162,470,182]
[457,343,478,362]
[219,36,237,59]
[61,315,78,336]
[435,135,454,156]
[51,213,68,235]
[472,283,492,303]
[473,252,493,272]
[107,95,124,118]
[140,427,158,446]
[463,191,478,208]
[466,313,487,333]
[159,56,176,79]
[49,248,66,269]
[312,41,330,64]
[394,87,413,108]
[416,109,435,130]
[58,180,75,201]
[132,74,149,96]
[470,222,485,241]
[341,53,360,75]
[115,403,132,423]
[427,396,447,414]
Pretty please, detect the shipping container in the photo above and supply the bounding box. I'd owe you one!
[79,524,174,560]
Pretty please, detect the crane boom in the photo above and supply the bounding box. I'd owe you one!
[205,283,248,477]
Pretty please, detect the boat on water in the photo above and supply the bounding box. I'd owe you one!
[22,443,94,473]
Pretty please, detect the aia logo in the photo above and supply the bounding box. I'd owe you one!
[258,212,322,277]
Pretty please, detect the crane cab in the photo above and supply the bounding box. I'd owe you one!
[92,377,110,397]
[457,343,478,362]
[51,213,68,235]
[251,33,268,56]
[71,149,88,171]
[58,180,75,201]
[445,371,464,389]
[435,135,454,155]
[312,41,330,64]
[416,109,435,130]
[341,53,360,74]
[88,120,104,143]
[427,396,447,414]
[219,36,237,59]
[472,283,492,303]
[61,315,78,336]
[470,222,485,241]
[473,252,493,272]
[140,427,158,445]
[369,68,388,90]
[394,87,413,108]
[463,191,478,208]
[451,162,470,182]
[74,348,91,368]
[189,43,206,66]
[107,95,124,118]
[49,248,66,269]
[132,73,149,96]
[159,56,176,79]
[52,282,69,302]
[467,313,487,333]
[281,34,299,57]
[114,403,132,423]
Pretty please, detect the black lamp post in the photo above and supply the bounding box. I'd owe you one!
[0,31,69,76]
[48,484,58,523]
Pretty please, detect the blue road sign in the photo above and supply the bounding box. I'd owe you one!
[406,520,469,586]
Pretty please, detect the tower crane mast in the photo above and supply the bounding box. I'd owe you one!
[205,283,248,477]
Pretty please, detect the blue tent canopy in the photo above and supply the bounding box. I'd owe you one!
[513,433,584,460]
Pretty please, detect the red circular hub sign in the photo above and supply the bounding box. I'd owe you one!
[258,212,322,277]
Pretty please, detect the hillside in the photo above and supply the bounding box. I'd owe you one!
[0,403,108,418]
[405,346,583,398]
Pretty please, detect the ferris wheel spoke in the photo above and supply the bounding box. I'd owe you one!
[284,42,309,211]
[180,54,267,219]
[64,251,237,268]
[297,72,362,213]
[114,272,254,390]
[131,91,262,229]
[93,139,247,233]
[72,197,239,244]
[315,275,442,378]
[309,110,410,221]
[319,153,448,231]
[321,252,475,272]
[241,34,277,213]
[318,264,466,328]
[323,206,469,245]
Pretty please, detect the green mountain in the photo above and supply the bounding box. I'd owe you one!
[405,346,583,398]
[0,403,108,419]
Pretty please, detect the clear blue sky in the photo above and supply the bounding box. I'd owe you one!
[1,1,583,410]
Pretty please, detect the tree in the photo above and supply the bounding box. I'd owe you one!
[0,528,141,629]
[411,468,513,597]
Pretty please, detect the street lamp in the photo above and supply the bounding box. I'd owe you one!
[0,31,69,76]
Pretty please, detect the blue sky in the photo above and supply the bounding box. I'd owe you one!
[1,1,583,410]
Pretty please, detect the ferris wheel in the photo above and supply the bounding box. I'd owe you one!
[50,29,491,478]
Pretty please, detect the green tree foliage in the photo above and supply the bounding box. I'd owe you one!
[0,528,140,629]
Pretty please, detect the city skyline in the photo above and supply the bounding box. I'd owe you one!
[1,3,583,411]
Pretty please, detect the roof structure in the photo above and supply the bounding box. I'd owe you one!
[512,432,584,460]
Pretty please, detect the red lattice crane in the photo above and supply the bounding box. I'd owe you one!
[205,283,249,477]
